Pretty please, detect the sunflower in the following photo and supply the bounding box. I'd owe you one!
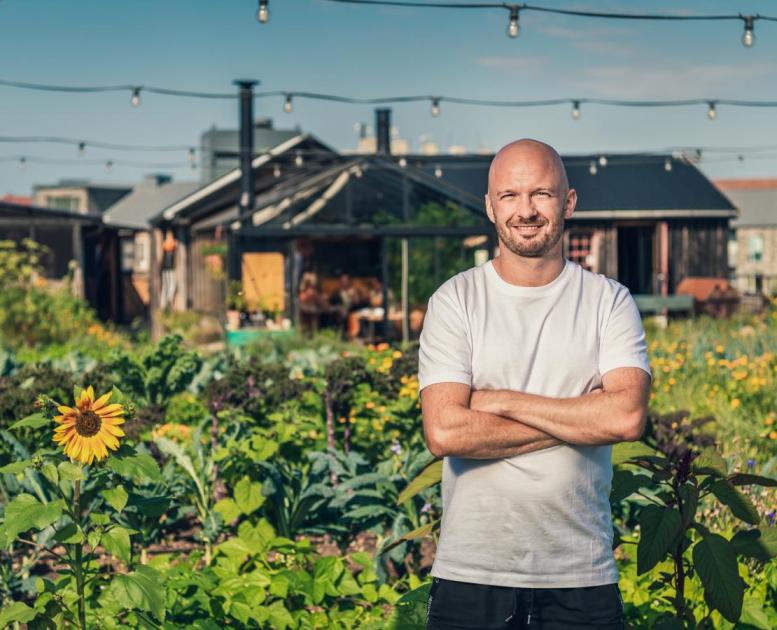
[52,386,126,465]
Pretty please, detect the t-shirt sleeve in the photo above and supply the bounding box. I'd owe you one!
[418,289,472,391]
[598,286,652,380]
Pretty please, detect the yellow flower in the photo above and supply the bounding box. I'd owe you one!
[730,398,741,410]
[365,401,375,409]
[770,431,777,440]
[392,351,402,359]
[52,387,125,465]
[715,345,724,354]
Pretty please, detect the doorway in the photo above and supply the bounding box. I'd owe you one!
[617,226,655,294]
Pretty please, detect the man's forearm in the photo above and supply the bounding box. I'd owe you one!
[470,387,643,446]
[427,404,561,459]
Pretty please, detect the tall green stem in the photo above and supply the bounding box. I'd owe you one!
[73,479,86,630]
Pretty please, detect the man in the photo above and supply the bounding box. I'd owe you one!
[418,139,652,629]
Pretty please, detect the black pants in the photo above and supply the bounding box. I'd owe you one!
[425,577,625,629]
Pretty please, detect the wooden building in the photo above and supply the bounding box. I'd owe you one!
[148,139,736,337]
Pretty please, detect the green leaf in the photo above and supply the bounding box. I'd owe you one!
[678,483,699,527]
[129,496,170,518]
[728,473,777,487]
[109,565,165,623]
[610,470,652,503]
[1,494,66,542]
[397,459,442,504]
[731,527,777,562]
[106,451,161,483]
[693,448,728,476]
[637,505,683,574]
[214,498,241,524]
[58,461,84,481]
[102,486,129,513]
[0,601,38,626]
[611,441,656,466]
[741,595,773,630]
[103,526,132,564]
[10,413,49,430]
[234,476,265,514]
[381,520,439,555]
[41,462,58,485]
[710,480,760,525]
[53,523,84,544]
[0,460,33,474]
[693,533,745,623]
[87,530,102,551]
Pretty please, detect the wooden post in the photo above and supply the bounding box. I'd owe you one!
[381,237,389,340]
[175,226,190,310]
[149,227,163,341]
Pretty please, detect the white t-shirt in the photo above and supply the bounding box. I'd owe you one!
[418,257,652,588]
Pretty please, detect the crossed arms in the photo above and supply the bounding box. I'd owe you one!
[420,367,652,459]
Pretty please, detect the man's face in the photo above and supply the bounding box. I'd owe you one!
[485,145,576,259]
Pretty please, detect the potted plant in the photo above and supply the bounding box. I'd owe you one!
[225,280,247,330]
[201,242,227,280]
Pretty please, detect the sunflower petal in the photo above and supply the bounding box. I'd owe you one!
[97,404,124,415]
[58,406,76,415]
[103,423,125,437]
[102,432,119,451]
[92,391,112,410]
[101,416,125,425]
[86,386,95,401]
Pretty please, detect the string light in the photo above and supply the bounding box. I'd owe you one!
[507,6,520,39]
[431,97,441,117]
[130,87,141,108]
[571,100,581,120]
[188,147,196,164]
[664,157,672,172]
[273,164,282,177]
[294,151,304,167]
[18,156,26,170]
[598,155,607,167]
[283,93,293,113]
[434,164,443,178]
[78,141,86,156]
[105,160,113,173]
[257,0,270,23]
[742,15,755,47]
[589,161,597,176]
[707,102,717,120]
[398,157,407,168]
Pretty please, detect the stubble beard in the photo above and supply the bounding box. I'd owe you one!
[495,215,565,258]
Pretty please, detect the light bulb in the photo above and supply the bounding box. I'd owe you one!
[131,87,141,108]
[294,151,303,167]
[571,100,581,120]
[707,102,717,120]
[283,94,293,113]
[434,164,443,178]
[188,148,196,164]
[742,16,755,47]
[664,158,672,172]
[273,164,281,178]
[18,157,26,170]
[78,142,86,156]
[398,157,407,168]
[589,161,597,176]
[598,155,607,167]
[431,97,441,117]
[354,166,363,179]
[507,7,520,38]
[106,160,113,173]
[257,0,269,23]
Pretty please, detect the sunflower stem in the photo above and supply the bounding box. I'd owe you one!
[73,478,87,630]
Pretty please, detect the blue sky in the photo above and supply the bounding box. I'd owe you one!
[1,0,777,195]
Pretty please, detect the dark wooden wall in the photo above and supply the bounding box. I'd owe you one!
[668,219,729,292]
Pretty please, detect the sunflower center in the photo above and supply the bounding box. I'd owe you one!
[75,410,102,437]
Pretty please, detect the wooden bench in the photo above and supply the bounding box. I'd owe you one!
[633,294,694,316]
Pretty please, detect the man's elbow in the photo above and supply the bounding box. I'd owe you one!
[424,423,450,458]
[619,407,648,442]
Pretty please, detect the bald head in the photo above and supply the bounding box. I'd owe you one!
[488,139,569,195]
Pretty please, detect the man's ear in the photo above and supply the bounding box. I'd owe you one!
[484,193,495,223]
[564,188,577,219]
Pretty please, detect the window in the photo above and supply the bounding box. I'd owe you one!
[748,234,764,263]
[567,230,594,270]
[134,234,150,272]
[46,196,80,211]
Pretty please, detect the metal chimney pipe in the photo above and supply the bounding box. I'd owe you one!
[234,79,259,214]
[376,108,391,155]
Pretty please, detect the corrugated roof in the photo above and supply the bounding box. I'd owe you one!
[103,181,199,229]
